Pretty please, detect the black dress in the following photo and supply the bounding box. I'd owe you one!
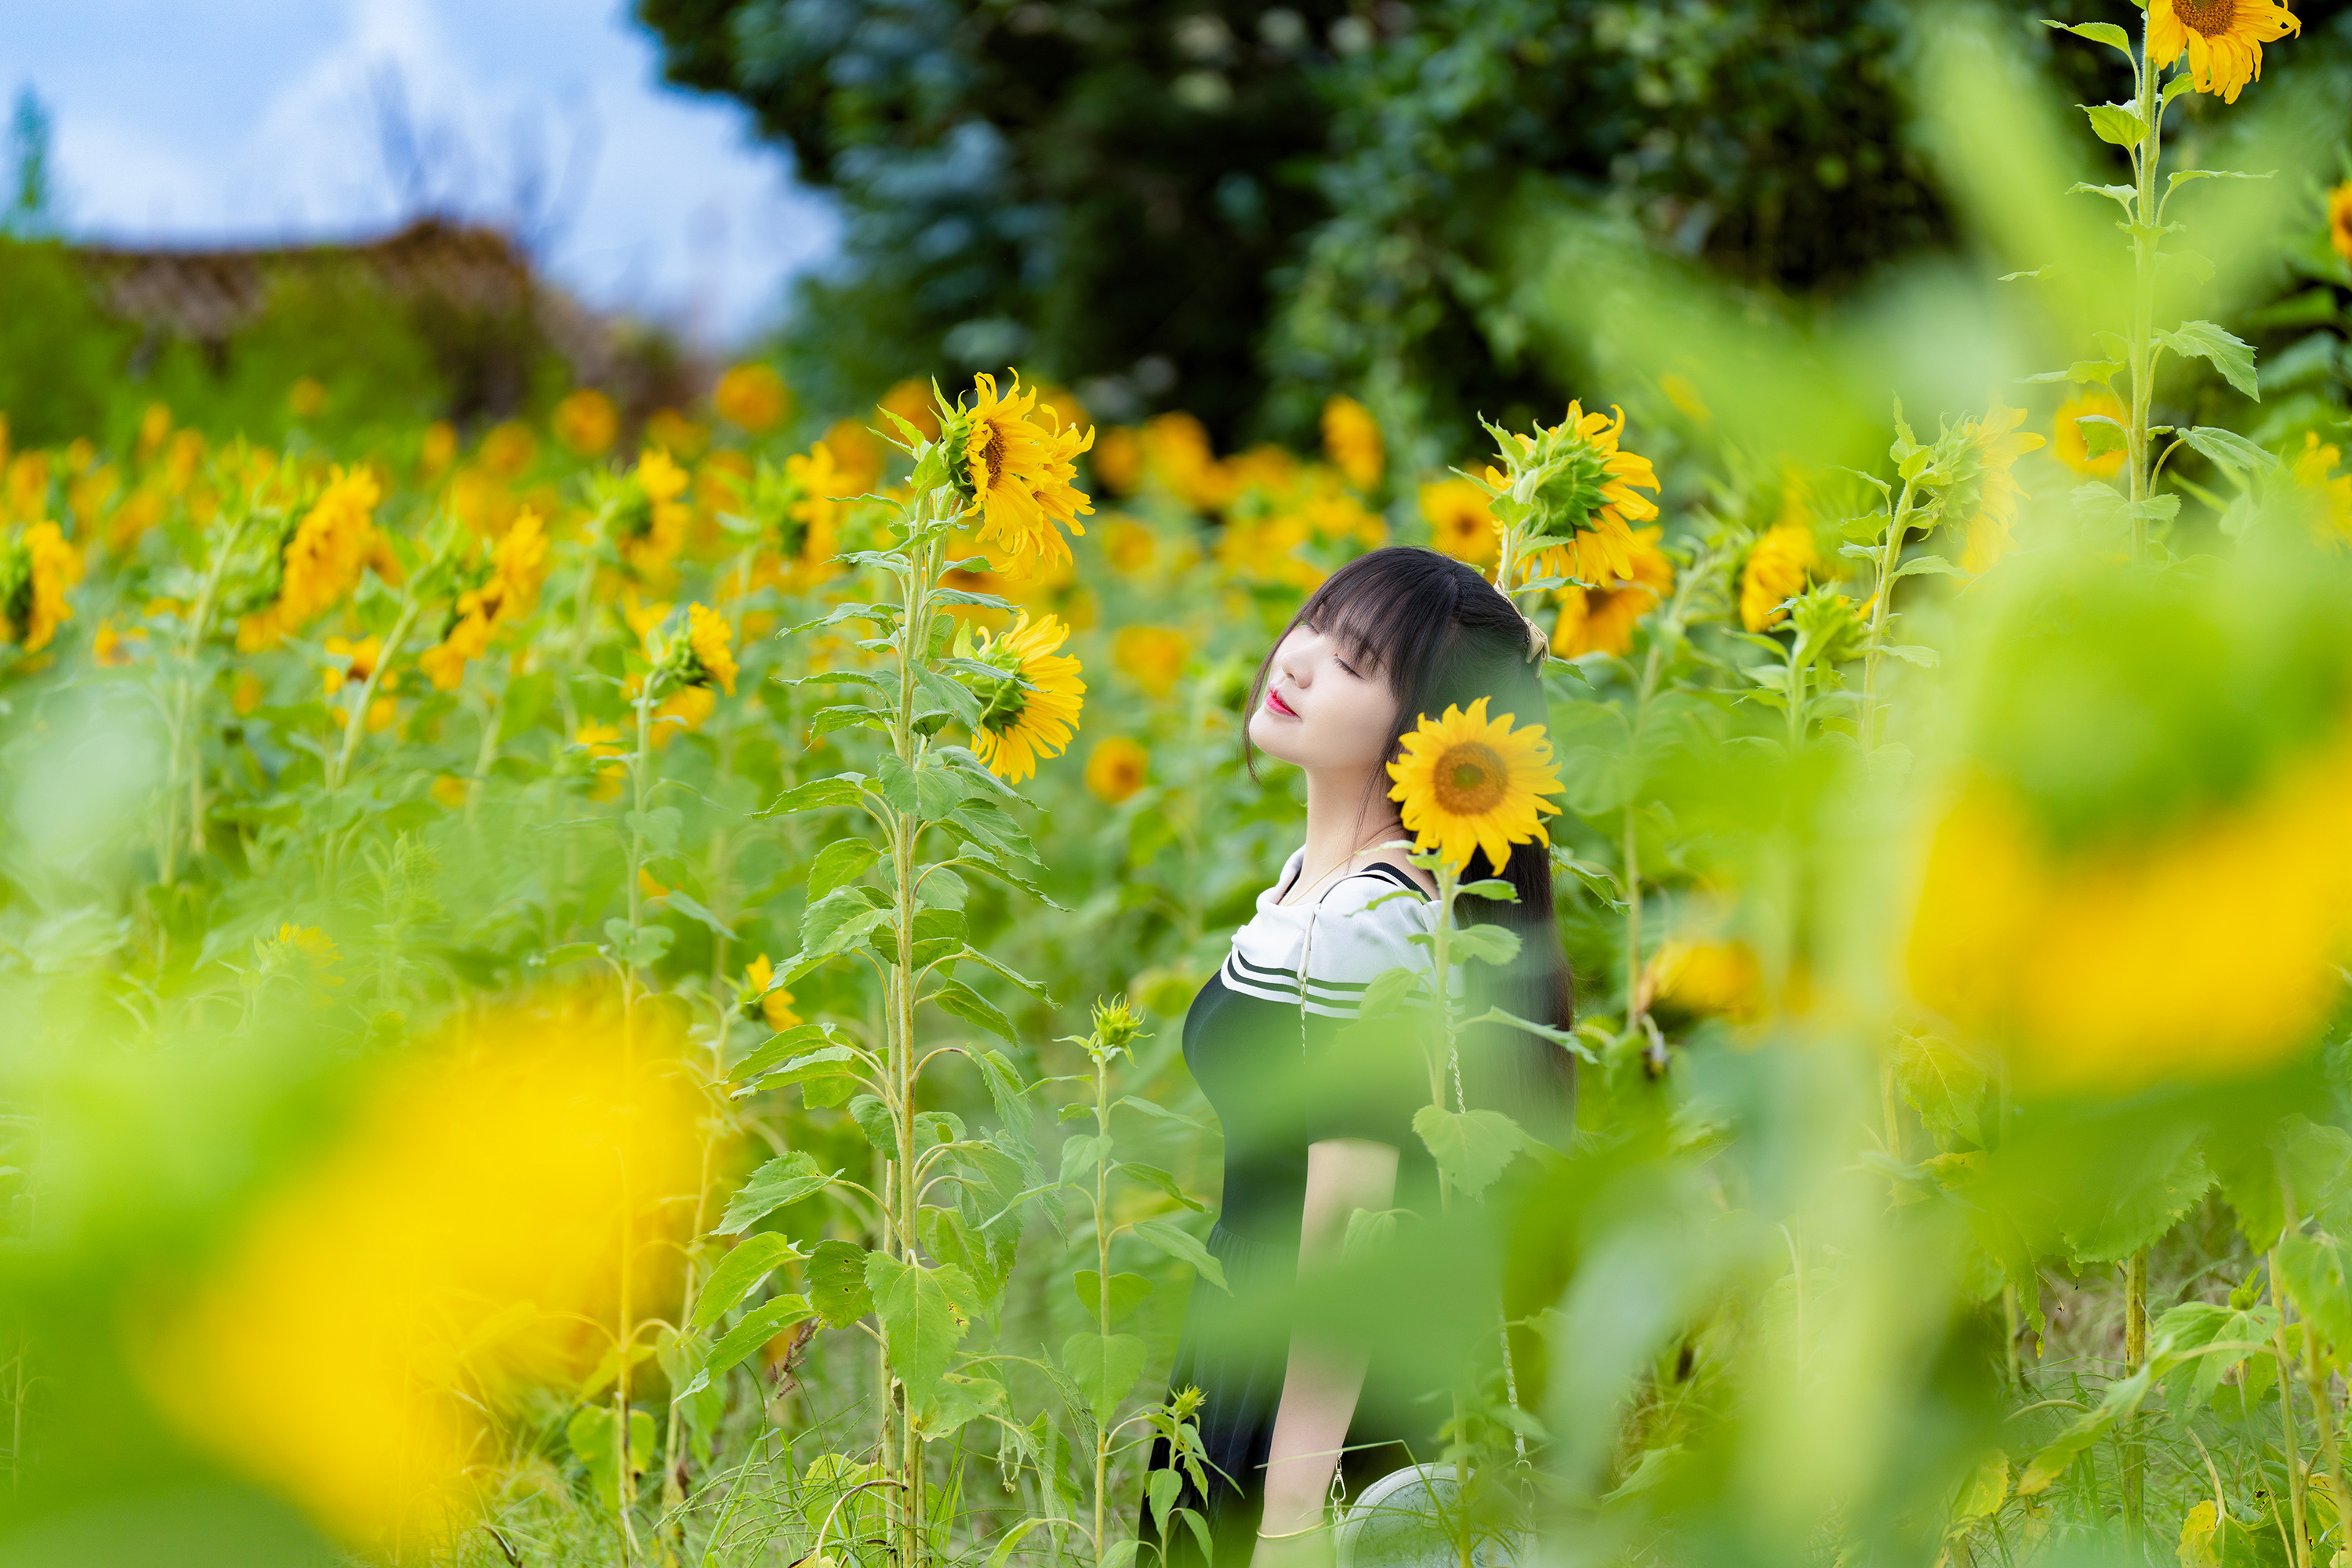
[1140,850,1446,1568]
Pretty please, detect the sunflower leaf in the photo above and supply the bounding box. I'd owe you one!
[2074,415,2128,459]
[2172,426,2279,475]
[2168,168,2270,194]
[1891,556,1968,581]
[927,977,1019,1044]
[2042,19,2132,54]
[2162,74,2201,104]
[808,702,888,741]
[2078,102,2148,149]
[2068,181,2140,212]
[1413,1106,1532,1197]
[757,772,869,818]
[2158,321,2262,400]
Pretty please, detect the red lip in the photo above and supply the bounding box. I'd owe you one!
[1265,688,1298,718]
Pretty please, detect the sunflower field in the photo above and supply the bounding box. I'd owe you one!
[5,7,2352,1568]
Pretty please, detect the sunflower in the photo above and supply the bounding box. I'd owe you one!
[1420,477,1499,564]
[683,602,738,695]
[1489,404,1662,589]
[552,389,618,456]
[1085,736,1149,804]
[1951,404,2045,574]
[1739,522,1818,632]
[1112,625,1191,697]
[1555,525,1674,657]
[2051,392,2126,477]
[2293,432,2351,543]
[953,372,1097,578]
[1,521,84,652]
[1322,395,1384,490]
[2149,0,2299,103]
[417,510,550,691]
[714,363,791,432]
[2330,182,2352,265]
[612,450,692,579]
[238,466,383,650]
[1385,697,1564,873]
[958,612,1086,782]
[324,634,383,694]
[743,955,802,1031]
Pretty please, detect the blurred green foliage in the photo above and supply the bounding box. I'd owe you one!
[635,0,2350,452]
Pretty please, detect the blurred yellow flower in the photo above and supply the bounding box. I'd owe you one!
[2149,0,2298,103]
[138,990,701,1553]
[576,720,627,800]
[554,388,620,456]
[1952,403,2044,573]
[419,419,458,477]
[232,670,265,716]
[2294,431,2352,543]
[1141,412,1230,511]
[238,466,383,650]
[2051,392,2125,478]
[612,450,692,579]
[1639,938,1762,1022]
[1658,372,1711,423]
[1739,522,1817,632]
[961,612,1085,782]
[2,521,84,652]
[1421,477,1499,565]
[479,421,538,478]
[4,452,49,523]
[1102,517,1156,573]
[136,401,173,459]
[430,775,470,810]
[1092,427,1144,496]
[1385,697,1563,873]
[288,376,328,419]
[93,618,140,666]
[880,378,942,441]
[955,372,1096,578]
[1113,625,1191,697]
[645,408,709,461]
[744,954,802,1030]
[1321,395,1384,490]
[822,418,885,497]
[684,601,738,695]
[323,634,382,694]
[1085,735,1149,804]
[419,510,550,691]
[1907,734,2352,1094]
[1555,525,1673,657]
[2331,182,2352,264]
[715,363,791,432]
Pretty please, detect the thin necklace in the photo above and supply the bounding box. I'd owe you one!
[1276,819,1406,908]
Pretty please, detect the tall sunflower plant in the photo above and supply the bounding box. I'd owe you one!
[2035,2,2295,560]
[685,374,1145,1568]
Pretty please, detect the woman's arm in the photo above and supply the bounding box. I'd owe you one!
[1250,1136,1401,1566]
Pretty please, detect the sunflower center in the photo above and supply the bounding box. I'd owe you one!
[1432,742,1508,815]
[2174,0,2237,34]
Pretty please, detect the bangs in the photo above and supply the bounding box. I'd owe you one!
[1294,554,1448,688]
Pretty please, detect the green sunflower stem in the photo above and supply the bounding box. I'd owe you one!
[2126,18,2165,564]
[1858,477,1921,753]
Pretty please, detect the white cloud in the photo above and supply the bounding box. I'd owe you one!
[28,0,837,346]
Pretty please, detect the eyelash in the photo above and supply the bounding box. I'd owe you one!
[1334,655,1359,677]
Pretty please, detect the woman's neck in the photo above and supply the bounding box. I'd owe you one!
[1298,764,1402,880]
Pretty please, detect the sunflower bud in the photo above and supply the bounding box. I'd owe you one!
[1088,995,1145,1057]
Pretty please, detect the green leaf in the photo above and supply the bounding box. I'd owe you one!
[1454,879,1518,902]
[808,1238,874,1328]
[735,1043,868,1097]
[625,806,683,854]
[1442,923,1522,967]
[1074,1270,1155,1324]
[567,1403,658,1514]
[532,941,604,969]
[1058,1134,1113,1185]
[877,753,921,815]
[2043,18,2132,53]
[865,1254,980,1417]
[1412,1106,1530,1197]
[808,702,887,741]
[2277,1236,2352,1352]
[2171,426,2279,475]
[850,1094,899,1160]
[801,887,891,959]
[782,601,899,636]
[2075,414,2128,458]
[914,1371,1006,1438]
[927,978,1018,1044]
[717,1152,838,1233]
[1878,644,1940,667]
[730,1021,854,1080]
[2067,180,2140,211]
[688,1234,807,1331]
[1116,1161,1207,1212]
[2158,321,2262,400]
[2063,1140,2212,1265]
[1062,1330,1148,1421]
[1131,1218,1230,1293]
[2079,100,2148,147]
[2016,1363,2156,1495]
[659,887,735,938]
[808,839,880,903]
[674,1294,814,1401]
[2024,358,2124,387]
[1890,555,1967,581]
[1894,1034,1986,1146]
[2162,73,2199,104]
[758,773,868,818]
[2167,168,2268,194]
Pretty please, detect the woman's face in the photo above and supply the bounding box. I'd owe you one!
[1247,621,1399,774]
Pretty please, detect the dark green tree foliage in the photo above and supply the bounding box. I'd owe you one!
[638,0,1347,430]
[641,2,2347,450]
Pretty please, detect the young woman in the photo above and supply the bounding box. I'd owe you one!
[1141,546,1576,1568]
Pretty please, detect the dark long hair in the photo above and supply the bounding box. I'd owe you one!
[1245,546,1577,1123]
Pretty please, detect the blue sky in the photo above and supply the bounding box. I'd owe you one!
[9,0,841,346]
